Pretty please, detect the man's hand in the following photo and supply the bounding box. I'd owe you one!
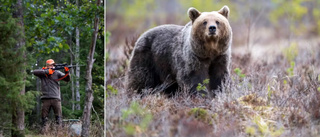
[45,68,54,75]
[64,67,69,73]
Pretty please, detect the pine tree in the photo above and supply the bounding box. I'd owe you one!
[0,11,26,136]
[0,5,36,136]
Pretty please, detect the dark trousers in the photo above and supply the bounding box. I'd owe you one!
[41,98,62,125]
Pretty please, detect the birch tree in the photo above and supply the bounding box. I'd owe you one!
[81,0,102,136]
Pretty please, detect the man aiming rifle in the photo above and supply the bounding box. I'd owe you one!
[33,59,71,133]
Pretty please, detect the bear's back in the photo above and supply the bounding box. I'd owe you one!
[131,24,187,83]
[135,24,185,50]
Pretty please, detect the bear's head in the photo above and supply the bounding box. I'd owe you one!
[188,6,232,55]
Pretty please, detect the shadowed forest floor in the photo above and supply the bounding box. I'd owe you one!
[106,38,320,136]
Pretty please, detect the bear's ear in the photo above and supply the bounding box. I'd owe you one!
[188,7,201,22]
[218,5,230,19]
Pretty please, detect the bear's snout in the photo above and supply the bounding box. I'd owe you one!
[208,25,216,35]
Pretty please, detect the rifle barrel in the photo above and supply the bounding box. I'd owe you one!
[43,64,85,70]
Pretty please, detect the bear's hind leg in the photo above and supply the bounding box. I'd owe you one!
[127,51,160,94]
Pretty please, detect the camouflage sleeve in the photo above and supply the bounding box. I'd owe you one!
[33,69,46,78]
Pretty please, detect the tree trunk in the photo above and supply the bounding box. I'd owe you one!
[71,51,75,111]
[81,0,101,136]
[104,1,107,136]
[75,0,81,111]
[36,63,41,122]
[12,0,25,136]
[75,27,81,110]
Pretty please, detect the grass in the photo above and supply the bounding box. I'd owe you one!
[106,40,320,136]
[25,119,102,137]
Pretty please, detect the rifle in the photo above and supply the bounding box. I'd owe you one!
[52,63,84,70]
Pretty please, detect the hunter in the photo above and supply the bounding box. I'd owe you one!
[33,59,70,133]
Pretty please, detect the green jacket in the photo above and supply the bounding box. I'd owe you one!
[33,69,70,100]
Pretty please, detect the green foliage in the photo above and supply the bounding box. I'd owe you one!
[105,31,111,44]
[282,42,298,77]
[25,0,104,56]
[121,101,153,135]
[188,108,209,122]
[267,85,272,102]
[313,2,320,34]
[282,42,298,63]
[107,85,118,95]
[0,0,104,136]
[196,79,209,92]
[0,11,37,135]
[25,1,69,54]
[21,91,40,111]
[62,105,75,118]
[107,0,156,29]
[246,115,284,136]
[286,61,295,77]
[283,79,287,85]
[124,0,155,21]
[22,1,105,134]
[107,0,237,32]
[269,0,308,34]
[105,31,110,62]
[203,78,209,84]
[245,126,256,136]
[0,0,15,12]
[253,115,268,134]
[234,68,246,78]
[178,0,237,21]
[91,22,105,124]
[268,0,320,35]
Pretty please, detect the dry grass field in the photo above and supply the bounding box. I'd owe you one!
[105,36,320,136]
[106,1,320,136]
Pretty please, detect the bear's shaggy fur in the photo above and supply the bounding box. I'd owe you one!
[126,6,232,97]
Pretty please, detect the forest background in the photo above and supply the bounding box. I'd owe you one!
[0,0,104,136]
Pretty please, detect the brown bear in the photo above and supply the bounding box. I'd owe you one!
[126,6,232,97]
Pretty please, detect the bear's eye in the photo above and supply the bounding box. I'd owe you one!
[216,21,220,25]
[203,21,207,25]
